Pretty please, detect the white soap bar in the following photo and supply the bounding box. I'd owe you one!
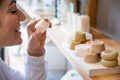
[75,44,90,57]
[80,15,90,32]
[35,19,50,33]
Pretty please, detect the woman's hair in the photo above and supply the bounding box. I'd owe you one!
[0,0,3,4]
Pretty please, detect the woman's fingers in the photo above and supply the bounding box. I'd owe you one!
[28,30,46,50]
[27,18,41,37]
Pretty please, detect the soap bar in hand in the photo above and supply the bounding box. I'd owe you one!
[35,19,50,33]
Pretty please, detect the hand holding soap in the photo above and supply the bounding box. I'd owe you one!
[35,19,50,33]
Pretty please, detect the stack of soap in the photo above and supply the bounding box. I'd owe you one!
[69,31,87,50]
[90,40,105,54]
[101,50,118,67]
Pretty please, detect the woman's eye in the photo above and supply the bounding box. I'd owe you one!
[11,10,17,14]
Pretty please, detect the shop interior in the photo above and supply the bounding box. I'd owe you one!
[0,0,120,80]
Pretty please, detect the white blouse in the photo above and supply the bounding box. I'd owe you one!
[0,54,47,80]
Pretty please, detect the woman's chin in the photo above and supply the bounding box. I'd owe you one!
[13,38,23,45]
[15,31,22,45]
[0,38,23,47]
[16,38,23,45]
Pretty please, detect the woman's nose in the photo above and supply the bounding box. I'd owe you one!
[17,9,26,21]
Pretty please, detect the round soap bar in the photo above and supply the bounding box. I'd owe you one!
[101,59,118,67]
[70,40,81,50]
[101,50,118,60]
[75,44,90,57]
[74,31,86,42]
[83,51,99,63]
[90,40,105,53]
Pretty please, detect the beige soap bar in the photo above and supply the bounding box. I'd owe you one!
[101,59,118,67]
[101,50,118,60]
[70,40,81,50]
[35,19,50,33]
[74,31,86,42]
[83,51,99,63]
[90,40,105,53]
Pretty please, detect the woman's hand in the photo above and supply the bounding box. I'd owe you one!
[27,18,50,57]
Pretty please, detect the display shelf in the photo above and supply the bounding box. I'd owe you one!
[62,42,120,77]
[47,26,120,80]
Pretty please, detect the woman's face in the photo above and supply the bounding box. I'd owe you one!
[0,0,26,47]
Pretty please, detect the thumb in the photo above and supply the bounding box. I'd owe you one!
[27,18,41,37]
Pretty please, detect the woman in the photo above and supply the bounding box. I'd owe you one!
[0,0,50,80]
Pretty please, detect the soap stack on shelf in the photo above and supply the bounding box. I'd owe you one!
[68,33,119,67]
[101,50,118,67]
[68,31,92,56]
[70,31,87,50]
[83,40,105,64]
